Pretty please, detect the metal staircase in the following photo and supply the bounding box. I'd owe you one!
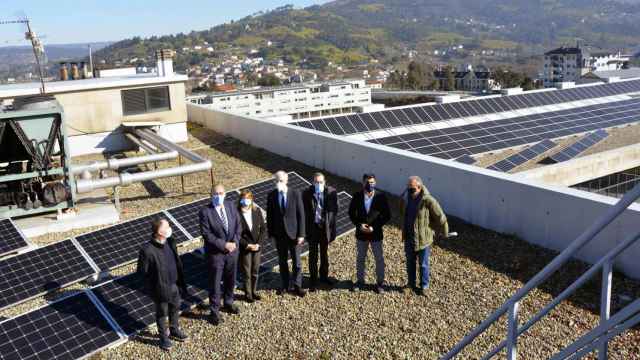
[442,184,640,360]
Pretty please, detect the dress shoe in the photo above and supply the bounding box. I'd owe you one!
[293,287,306,298]
[169,328,189,342]
[208,313,223,326]
[223,303,241,314]
[159,336,172,351]
[253,292,262,301]
[276,288,286,296]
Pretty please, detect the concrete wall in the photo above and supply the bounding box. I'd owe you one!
[188,103,640,279]
[518,143,640,186]
[56,81,187,137]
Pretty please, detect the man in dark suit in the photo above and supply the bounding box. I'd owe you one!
[137,218,189,351]
[348,173,391,294]
[302,172,338,291]
[266,171,307,297]
[199,184,242,325]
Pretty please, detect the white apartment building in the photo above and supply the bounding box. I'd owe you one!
[542,45,630,87]
[187,79,382,122]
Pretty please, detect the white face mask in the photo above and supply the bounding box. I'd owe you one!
[163,227,172,239]
[276,182,287,192]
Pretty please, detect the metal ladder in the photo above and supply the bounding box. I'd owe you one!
[442,183,640,360]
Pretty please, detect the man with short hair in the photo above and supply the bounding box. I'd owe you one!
[303,172,338,291]
[348,173,391,294]
[199,184,242,325]
[401,176,449,295]
[267,171,307,297]
[137,218,189,351]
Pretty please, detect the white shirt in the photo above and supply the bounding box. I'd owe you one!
[364,192,374,214]
[241,209,253,231]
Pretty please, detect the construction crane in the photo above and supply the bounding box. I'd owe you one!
[0,18,46,94]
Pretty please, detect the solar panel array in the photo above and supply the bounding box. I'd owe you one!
[336,192,356,237]
[0,218,30,257]
[0,239,96,310]
[368,97,640,159]
[488,139,557,172]
[454,155,477,165]
[75,212,190,271]
[546,129,609,163]
[292,79,640,135]
[0,292,122,360]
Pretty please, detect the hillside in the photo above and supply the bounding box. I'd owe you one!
[94,0,640,69]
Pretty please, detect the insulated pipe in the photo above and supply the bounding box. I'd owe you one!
[132,128,207,163]
[70,151,178,175]
[125,133,158,154]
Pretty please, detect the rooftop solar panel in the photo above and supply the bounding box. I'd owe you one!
[0,239,97,310]
[488,139,557,172]
[0,291,122,360]
[75,212,190,272]
[91,252,209,336]
[371,98,640,160]
[0,218,30,257]
[546,130,609,163]
[455,155,477,165]
[291,79,640,135]
[336,192,355,237]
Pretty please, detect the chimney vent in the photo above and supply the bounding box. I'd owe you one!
[59,62,68,81]
[155,49,175,77]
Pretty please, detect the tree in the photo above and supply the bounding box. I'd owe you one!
[258,73,281,86]
[444,66,456,91]
[406,61,426,90]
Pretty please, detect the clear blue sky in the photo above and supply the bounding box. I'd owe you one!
[0,0,328,46]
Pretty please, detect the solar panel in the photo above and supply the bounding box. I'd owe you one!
[336,192,355,237]
[0,239,96,310]
[488,139,556,172]
[91,252,209,336]
[75,212,190,272]
[371,98,640,160]
[546,130,609,163]
[166,191,240,239]
[0,291,122,360]
[292,79,640,135]
[455,155,477,165]
[0,218,30,257]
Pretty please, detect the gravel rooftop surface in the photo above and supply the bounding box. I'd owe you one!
[4,124,640,359]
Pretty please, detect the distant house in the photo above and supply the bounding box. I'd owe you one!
[434,69,499,92]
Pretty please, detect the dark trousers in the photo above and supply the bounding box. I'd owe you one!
[240,249,261,297]
[155,284,181,339]
[308,223,329,283]
[275,237,303,289]
[207,251,238,315]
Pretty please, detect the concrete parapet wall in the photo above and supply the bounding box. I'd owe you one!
[518,143,640,186]
[188,103,640,279]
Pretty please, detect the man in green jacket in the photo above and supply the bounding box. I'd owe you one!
[400,176,449,295]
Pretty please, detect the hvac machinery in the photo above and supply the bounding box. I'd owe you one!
[0,96,76,218]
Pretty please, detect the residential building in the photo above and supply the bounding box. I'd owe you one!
[187,79,381,122]
[434,68,500,92]
[542,45,630,87]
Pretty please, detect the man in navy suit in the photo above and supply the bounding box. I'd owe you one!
[267,171,307,297]
[199,184,242,325]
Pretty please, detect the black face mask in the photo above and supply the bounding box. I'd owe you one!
[408,187,417,194]
[365,183,375,192]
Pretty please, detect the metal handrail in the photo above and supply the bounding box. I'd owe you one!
[442,183,640,360]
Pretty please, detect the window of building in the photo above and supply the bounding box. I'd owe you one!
[122,86,171,115]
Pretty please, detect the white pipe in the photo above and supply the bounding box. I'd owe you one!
[70,151,178,174]
[125,133,158,154]
[133,128,207,163]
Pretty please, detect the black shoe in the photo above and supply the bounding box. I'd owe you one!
[208,313,223,326]
[276,288,286,296]
[416,288,425,296]
[245,294,255,303]
[159,336,172,351]
[375,284,385,294]
[294,287,306,298]
[169,328,189,342]
[351,282,364,292]
[223,304,241,314]
[253,292,262,301]
[309,281,318,292]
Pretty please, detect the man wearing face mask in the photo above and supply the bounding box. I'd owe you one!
[266,170,307,297]
[302,172,338,291]
[348,173,391,294]
[199,184,242,325]
[137,218,189,351]
[401,176,449,295]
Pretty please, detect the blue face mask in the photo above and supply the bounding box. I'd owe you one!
[365,183,375,192]
[240,198,252,207]
[314,183,324,193]
[212,194,225,207]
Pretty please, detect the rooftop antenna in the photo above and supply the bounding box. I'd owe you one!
[0,17,47,94]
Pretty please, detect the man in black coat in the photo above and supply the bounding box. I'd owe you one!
[302,172,338,291]
[348,173,391,294]
[266,171,307,297]
[137,218,189,351]
[199,184,242,325]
